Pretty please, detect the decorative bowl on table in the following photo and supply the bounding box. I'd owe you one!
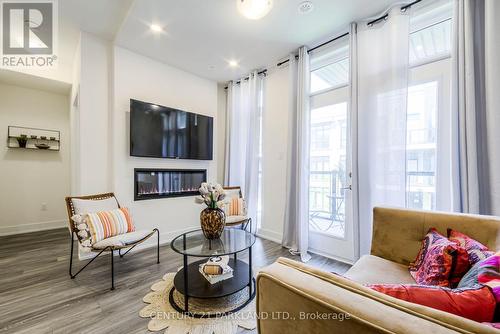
[35,143,50,150]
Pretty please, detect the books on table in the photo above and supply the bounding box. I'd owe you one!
[199,256,233,284]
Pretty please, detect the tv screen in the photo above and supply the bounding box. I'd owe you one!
[130,99,213,160]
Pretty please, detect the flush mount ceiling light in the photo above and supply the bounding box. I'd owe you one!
[228,60,239,67]
[150,24,163,33]
[298,1,314,14]
[237,0,273,20]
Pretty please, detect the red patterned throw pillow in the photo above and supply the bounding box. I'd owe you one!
[368,284,496,323]
[448,229,495,266]
[409,228,469,287]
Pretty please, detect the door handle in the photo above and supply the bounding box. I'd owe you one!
[341,185,352,190]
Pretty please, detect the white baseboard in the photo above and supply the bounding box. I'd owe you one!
[256,228,282,244]
[308,247,355,265]
[0,219,66,236]
[77,226,198,260]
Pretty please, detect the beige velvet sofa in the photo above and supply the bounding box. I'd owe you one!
[257,207,500,334]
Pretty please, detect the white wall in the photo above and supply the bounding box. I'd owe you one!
[0,83,70,235]
[112,46,219,244]
[216,84,227,183]
[257,66,291,243]
[71,32,112,195]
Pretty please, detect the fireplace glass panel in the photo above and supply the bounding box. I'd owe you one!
[134,169,206,200]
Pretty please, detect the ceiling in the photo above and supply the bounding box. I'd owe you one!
[4,0,404,85]
[115,0,401,83]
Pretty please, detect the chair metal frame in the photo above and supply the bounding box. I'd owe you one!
[65,192,160,290]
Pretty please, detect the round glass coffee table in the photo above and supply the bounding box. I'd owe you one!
[170,228,256,317]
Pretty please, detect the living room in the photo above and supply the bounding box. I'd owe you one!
[1,0,500,333]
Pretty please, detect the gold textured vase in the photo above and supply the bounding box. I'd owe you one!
[200,208,226,240]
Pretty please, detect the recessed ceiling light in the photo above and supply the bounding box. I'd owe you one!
[237,0,273,20]
[228,60,239,67]
[298,1,314,14]
[150,24,163,33]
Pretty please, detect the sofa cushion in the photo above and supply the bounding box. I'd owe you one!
[368,284,496,323]
[92,230,152,249]
[478,252,500,297]
[457,261,483,288]
[448,229,495,266]
[85,207,135,244]
[409,228,468,287]
[345,255,416,285]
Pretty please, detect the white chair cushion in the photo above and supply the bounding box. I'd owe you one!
[92,230,152,249]
[226,215,248,225]
[72,197,119,215]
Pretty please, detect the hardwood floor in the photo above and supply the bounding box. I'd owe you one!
[0,228,350,334]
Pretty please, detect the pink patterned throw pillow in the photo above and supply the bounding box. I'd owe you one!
[409,228,468,287]
[448,229,495,266]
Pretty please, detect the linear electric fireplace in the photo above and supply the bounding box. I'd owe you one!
[134,168,207,201]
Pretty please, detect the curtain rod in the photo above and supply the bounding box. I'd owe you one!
[224,30,350,88]
[275,31,350,68]
[367,0,423,26]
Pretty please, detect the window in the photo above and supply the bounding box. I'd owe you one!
[405,0,452,210]
[310,39,349,94]
[409,0,453,66]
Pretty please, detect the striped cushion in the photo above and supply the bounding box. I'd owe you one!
[225,197,245,216]
[86,208,135,244]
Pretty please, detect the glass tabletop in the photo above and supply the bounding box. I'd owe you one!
[171,229,256,257]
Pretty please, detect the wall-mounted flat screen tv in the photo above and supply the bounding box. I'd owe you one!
[130,99,213,160]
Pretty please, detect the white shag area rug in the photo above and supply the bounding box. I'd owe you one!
[140,272,256,334]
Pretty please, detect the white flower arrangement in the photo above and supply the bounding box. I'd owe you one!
[196,182,226,209]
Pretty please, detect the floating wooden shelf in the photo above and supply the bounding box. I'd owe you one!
[7,126,60,151]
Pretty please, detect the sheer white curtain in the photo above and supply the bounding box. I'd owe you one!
[225,72,263,222]
[282,47,311,262]
[356,8,410,255]
[451,0,500,215]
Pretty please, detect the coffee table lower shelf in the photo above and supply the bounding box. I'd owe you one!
[169,258,256,318]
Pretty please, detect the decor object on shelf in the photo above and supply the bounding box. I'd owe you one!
[199,256,234,284]
[65,192,160,290]
[35,143,50,150]
[7,126,60,151]
[197,182,226,239]
[236,0,273,20]
[140,272,256,333]
[17,135,27,148]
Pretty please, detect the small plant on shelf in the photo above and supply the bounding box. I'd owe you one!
[17,135,28,148]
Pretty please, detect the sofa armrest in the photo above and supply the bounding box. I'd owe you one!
[257,258,496,334]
